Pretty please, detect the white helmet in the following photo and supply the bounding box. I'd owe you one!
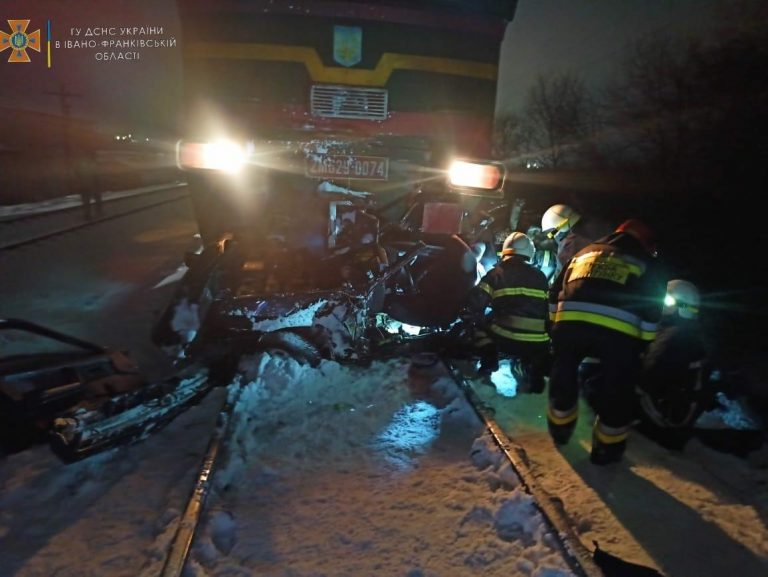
[501,232,534,260]
[664,279,700,319]
[541,204,581,238]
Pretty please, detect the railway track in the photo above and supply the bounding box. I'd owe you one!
[0,181,614,574]
[0,183,188,251]
[443,358,602,576]
[156,353,602,577]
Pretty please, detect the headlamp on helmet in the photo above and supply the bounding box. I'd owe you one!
[664,279,700,319]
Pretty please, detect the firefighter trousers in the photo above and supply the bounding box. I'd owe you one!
[548,321,644,434]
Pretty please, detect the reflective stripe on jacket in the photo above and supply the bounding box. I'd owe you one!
[469,256,550,343]
[548,232,666,341]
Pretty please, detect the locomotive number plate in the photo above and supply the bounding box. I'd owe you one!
[306,154,389,180]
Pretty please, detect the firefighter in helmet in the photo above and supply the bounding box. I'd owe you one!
[465,231,551,392]
[636,279,716,449]
[541,204,613,278]
[547,219,667,464]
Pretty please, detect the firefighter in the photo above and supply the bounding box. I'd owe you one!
[541,204,613,277]
[527,224,558,285]
[465,232,550,392]
[547,219,667,465]
[636,279,715,449]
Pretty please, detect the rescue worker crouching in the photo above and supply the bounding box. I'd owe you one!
[547,219,667,465]
[465,232,551,393]
[636,279,715,450]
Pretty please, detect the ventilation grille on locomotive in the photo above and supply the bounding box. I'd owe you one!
[310,85,388,121]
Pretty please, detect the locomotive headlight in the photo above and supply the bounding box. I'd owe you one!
[448,158,505,192]
[176,139,247,173]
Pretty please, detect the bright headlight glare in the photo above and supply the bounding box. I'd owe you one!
[448,159,502,190]
[177,140,247,173]
[664,294,676,307]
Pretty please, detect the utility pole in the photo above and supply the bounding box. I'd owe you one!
[43,82,83,195]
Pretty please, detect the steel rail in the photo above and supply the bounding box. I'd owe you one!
[442,358,604,577]
[159,385,241,577]
[0,190,189,251]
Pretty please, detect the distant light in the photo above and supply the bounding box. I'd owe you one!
[114,135,120,140]
[664,294,676,307]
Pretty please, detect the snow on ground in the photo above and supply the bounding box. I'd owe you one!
[0,354,578,577]
[472,362,768,577]
[0,352,765,577]
[185,353,576,576]
[0,386,228,577]
[0,183,185,220]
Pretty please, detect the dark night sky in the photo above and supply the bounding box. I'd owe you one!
[497,0,719,114]
[0,1,718,133]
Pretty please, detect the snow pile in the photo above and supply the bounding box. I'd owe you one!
[490,358,520,397]
[187,353,575,576]
[214,353,418,486]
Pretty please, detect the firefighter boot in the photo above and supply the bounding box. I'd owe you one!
[590,437,626,465]
[591,418,629,465]
[547,405,577,445]
[516,359,545,394]
[547,419,576,446]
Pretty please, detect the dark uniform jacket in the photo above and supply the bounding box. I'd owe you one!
[640,318,711,427]
[469,256,550,343]
[530,230,558,284]
[549,232,666,342]
[555,215,615,275]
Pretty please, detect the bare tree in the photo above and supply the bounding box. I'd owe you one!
[520,72,596,169]
[604,10,768,188]
[492,112,536,168]
[603,33,703,180]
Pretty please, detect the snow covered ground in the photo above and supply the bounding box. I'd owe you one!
[0,354,581,577]
[477,359,768,577]
[2,350,764,577]
[0,182,184,221]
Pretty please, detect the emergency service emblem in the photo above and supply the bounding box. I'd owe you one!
[333,25,361,67]
[0,19,41,62]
